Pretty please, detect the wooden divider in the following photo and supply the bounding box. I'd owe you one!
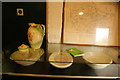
[46,0,64,43]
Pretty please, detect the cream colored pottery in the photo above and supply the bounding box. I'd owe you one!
[28,23,45,49]
[49,52,73,69]
[83,52,112,69]
[10,48,44,66]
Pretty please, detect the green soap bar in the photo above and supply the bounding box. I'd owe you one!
[66,48,84,57]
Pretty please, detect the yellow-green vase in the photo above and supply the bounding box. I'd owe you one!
[28,23,45,49]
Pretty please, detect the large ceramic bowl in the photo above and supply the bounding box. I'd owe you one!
[83,52,112,69]
[10,48,44,66]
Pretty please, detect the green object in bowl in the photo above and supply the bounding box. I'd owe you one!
[66,48,84,57]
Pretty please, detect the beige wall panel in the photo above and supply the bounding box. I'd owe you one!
[63,2,118,46]
[46,1,63,43]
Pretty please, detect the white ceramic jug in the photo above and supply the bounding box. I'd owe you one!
[28,23,45,49]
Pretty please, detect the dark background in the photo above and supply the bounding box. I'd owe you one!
[2,2,46,52]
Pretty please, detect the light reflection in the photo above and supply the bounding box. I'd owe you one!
[96,28,109,44]
[78,12,84,15]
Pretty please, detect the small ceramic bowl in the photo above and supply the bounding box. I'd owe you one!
[83,52,112,69]
[49,52,73,69]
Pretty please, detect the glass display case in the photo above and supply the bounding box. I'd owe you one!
[2,43,119,79]
[2,1,119,80]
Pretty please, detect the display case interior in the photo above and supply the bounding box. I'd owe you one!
[2,1,120,79]
[2,2,46,58]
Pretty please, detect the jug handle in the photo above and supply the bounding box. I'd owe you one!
[41,24,45,35]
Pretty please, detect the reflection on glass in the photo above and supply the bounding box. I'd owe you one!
[78,12,84,15]
[96,28,109,45]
